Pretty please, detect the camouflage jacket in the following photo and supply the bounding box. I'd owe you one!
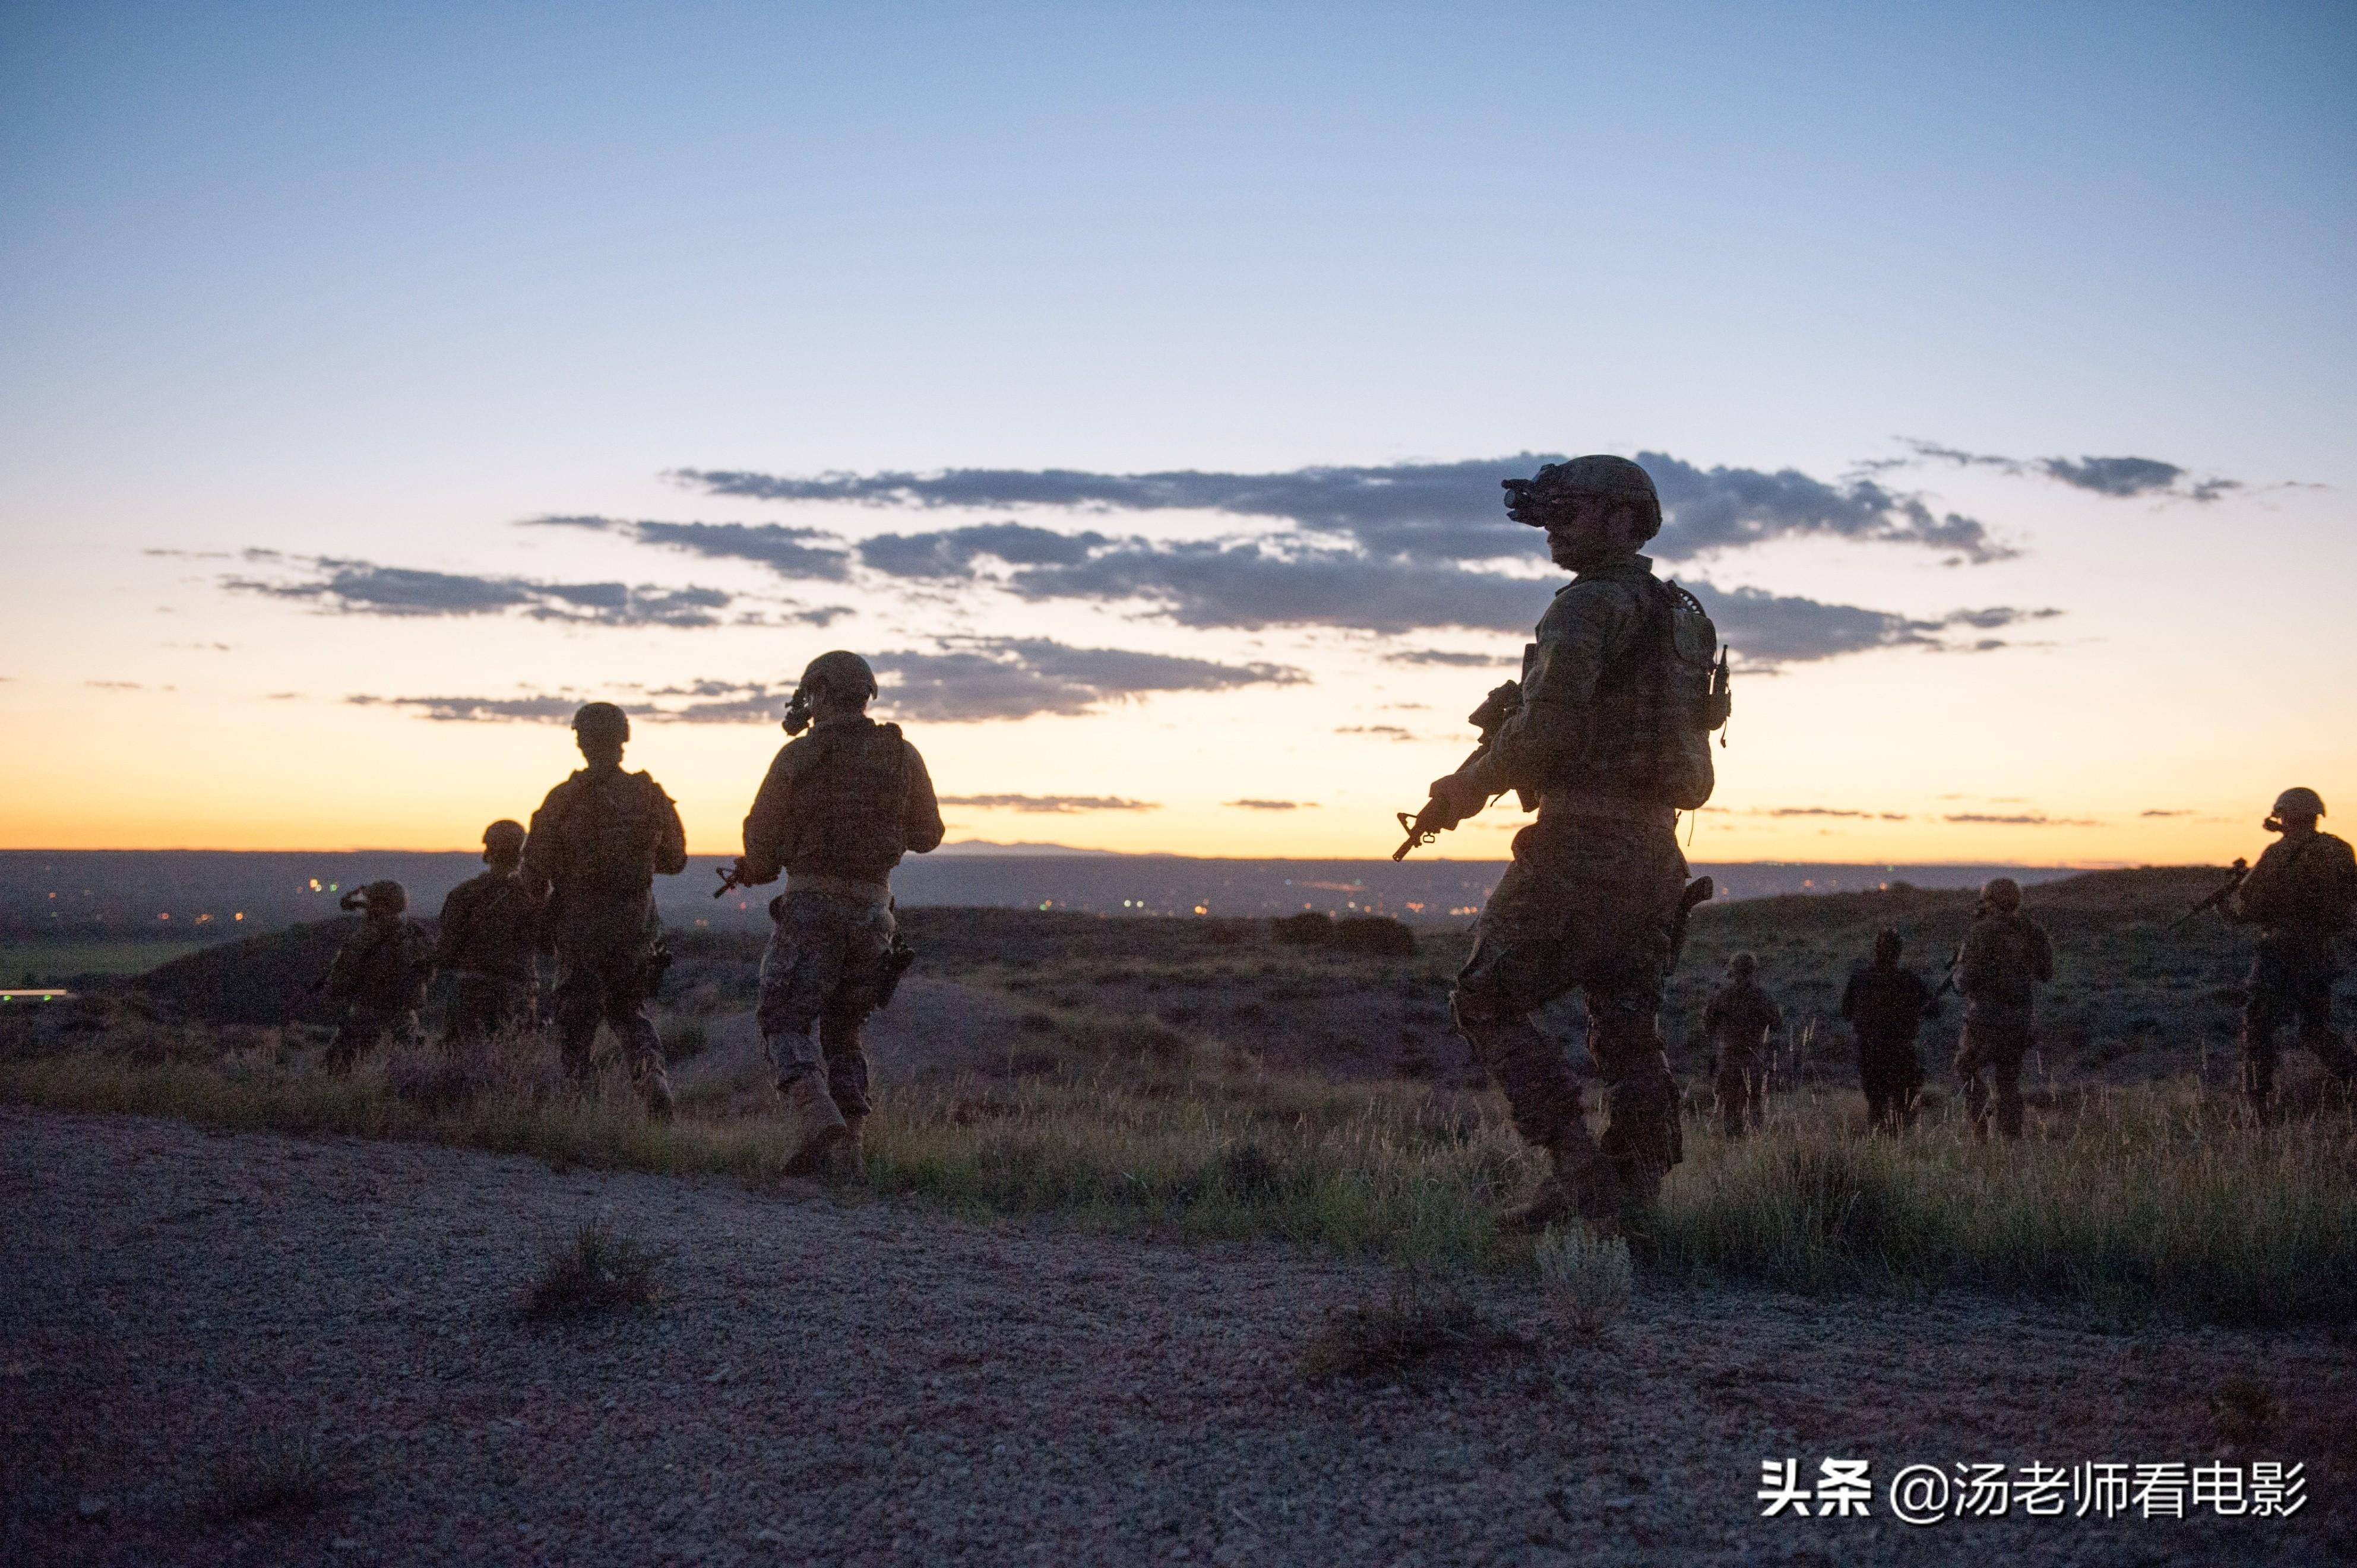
[523,765,687,908]
[2228,829,2356,939]
[1953,911,2054,1011]
[1702,980,1783,1054]
[740,715,945,886]
[436,868,545,981]
[1842,961,1931,1044]
[324,917,434,1015]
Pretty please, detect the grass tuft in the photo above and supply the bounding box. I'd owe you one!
[1534,1224,1634,1339]
[1300,1274,1529,1386]
[523,1219,667,1321]
[201,1427,341,1522]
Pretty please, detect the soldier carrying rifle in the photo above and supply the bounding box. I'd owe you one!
[1401,455,1729,1234]
[2219,787,2357,1122]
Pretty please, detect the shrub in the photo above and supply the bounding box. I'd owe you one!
[1300,1275,1528,1385]
[523,1219,667,1321]
[202,1427,341,1521]
[1534,1224,1633,1339]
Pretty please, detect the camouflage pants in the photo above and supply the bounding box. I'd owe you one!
[446,973,537,1046]
[551,901,662,1086]
[1856,1034,1923,1132]
[2242,937,2357,1112]
[1711,1046,1764,1138]
[1953,1009,2032,1140]
[756,890,896,1117]
[328,1008,419,1073]
[1450,816,1689,1183]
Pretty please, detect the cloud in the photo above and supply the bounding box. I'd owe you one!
[346,637,1302,728]
[85,680,142,690]
[1896,441,2242,503]
[1751,807,1910,820]
[1942,812,2102,827]
[858,522,1109,578]
[1336,724,1415,739]
[1225,799,1316,810]
[671,452,2013,565]
[937,794,1158,813]
[528,515,855,581]
[223,554,746,628]
[1692,586,2061,666]
[1383,650,1518,667]
[2140,809,2193,818]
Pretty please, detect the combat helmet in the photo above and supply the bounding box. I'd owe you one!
[1501,455,1662,536]
[571,701,631,742]
[799,650,878,702]
[482,819,527,861]
[1727,951,1759,980]
[1979,877,2023,912]
[1873,927,1903,961]
[338,878,408,916]
[2270,786,2326,822]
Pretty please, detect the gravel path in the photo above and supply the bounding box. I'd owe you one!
[2,1107,2345,1566]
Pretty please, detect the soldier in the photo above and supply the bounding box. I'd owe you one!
[436,819,545,1048]
[1950,877,2054,1141]
[523,702,688,1113]
[1842,927,1931,1133]
[322,879,434,1073]
[1701,952,1781,1138]
[1417,456,1728,1231]
[2224,787,2357,1121]
[726,651,944,1176]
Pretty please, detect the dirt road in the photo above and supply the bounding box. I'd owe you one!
[2,1107,2344,1566]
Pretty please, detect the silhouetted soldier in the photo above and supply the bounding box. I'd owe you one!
[1702,952,1781,1138]
[1950,877,2053,1141]
[1842,927,1931,1133]
[728,652,944,1174]
[322,879,433,1073]
[436,819,545,1047]
[2226,786,2357,1121]
[524,703,688,1114]
[1418,456,1728,1231]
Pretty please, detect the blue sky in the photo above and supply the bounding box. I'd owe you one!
[3,2,2352,856]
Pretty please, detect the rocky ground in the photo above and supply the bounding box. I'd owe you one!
[2,1106,2347,1567]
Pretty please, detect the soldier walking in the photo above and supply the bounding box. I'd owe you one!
[523,703,688,1114]
[2225,787,2357,1121]
[1950,877,2054,1141]
[1842,928,1931,1133]
[1415,456,1728,1232]
[322,879,434,1073]
[436,819,546,1048]
[727,652,944,1175]
[1702,952,1781,1138]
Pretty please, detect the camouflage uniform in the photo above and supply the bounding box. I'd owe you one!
[524,756,688,1093]
[1701,966,1780,1138]
[2226,826,2357,1115]
[324,908,434,1072]
[740,713,944,1116]
[1447,528,1723,1222]
[1842,936,1930,1132]
[1951,902,2054,1141]
[435,866,544,1044]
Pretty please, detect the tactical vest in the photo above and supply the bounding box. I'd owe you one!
[1547,579,1729,810]
[557,769,670,898]
[786,720,912,883]
[1959,914,2045,1005]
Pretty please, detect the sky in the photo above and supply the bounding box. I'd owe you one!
[2,1,2352,863]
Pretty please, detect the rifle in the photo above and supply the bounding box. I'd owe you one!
[1392,679,1526,861]
[2167,858,2249,932]
[713,861,751,900]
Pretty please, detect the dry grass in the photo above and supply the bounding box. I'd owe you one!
[1299,1275,1529,1385]
[523,1219,667,1321]
[199,1426,343,1522]
[1534,1224,1634,1339]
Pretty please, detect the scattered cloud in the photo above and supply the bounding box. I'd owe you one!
[1225,799,1317,810]
[672,452,2013,565]
[1335,724,1416,739]
[1383,650,1517,667]
[1942,812,2102,827]
[1893,441,2244,503]
[528,515,853,580]
[937,794,1158,813]
[1751,807,1911,821]
[347,694,586,723]
[85,680,141,690]
[1696,587,2061,666]
[2140,809,2194,818]
[223,553,748,628]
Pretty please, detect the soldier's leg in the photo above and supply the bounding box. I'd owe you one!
[551,954,606,1082]
[1451,931,1603,1227]
[1713,1054,1746,1138]
[2286,966,2357,1089]
[1992,1039,2026,1139]
[818,914,892,1124]
[2240,986,2286,1121]
[1586,967,1679,1214]
[1953,1030,1992,1141]
[327,1012,381,1074]
[447,975,495,1049]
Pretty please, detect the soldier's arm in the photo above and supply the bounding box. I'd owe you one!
[1476,581,1646,790]
[435,883,473,967]
[903,742,946,855]
[2032,924,2055,983]
[2226,842,2288,926]
[738,745,802,883]
[520,781,572,899]
[649,778,688,876]
[1839,974,1860,1021]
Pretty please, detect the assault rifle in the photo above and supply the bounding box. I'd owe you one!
[1668,876,1714,969]
[713,861,751,900]
[2167,858,2249,932]
[1392,679,1527,860]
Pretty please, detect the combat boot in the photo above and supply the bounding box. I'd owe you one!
[836,1111,867,1164]
[780,1074,849,1176]
[1500,1126,1618,1235]
[638,1065,675,1119]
